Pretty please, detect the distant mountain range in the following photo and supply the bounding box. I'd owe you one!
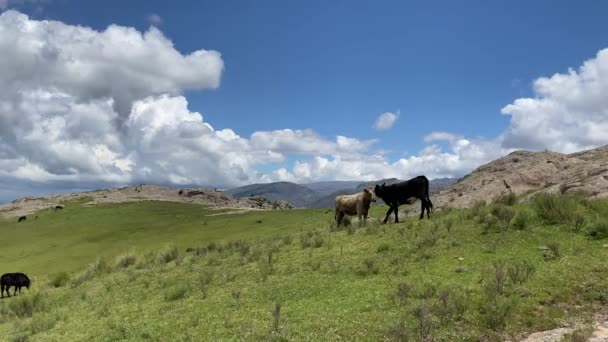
[225,178,457,208]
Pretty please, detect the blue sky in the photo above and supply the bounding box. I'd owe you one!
[2,0,608,201]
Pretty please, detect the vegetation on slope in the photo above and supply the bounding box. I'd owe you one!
[0,194,607,341]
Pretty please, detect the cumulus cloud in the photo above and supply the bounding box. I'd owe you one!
[3,9,608,202]
[501,48,608,153]
[147,13,163,26]
[373,111,399,131]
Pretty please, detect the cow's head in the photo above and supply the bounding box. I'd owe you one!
[373,183,386,198]
[364,188,376,202]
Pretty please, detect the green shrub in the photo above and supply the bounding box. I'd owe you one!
[158,245,179,264]
[495,192,517,206]
[115,253,137,269]
[531,193,577,224]
[479,297,515,331]
[49,272,70,288]
[586,218,608,239]
[163,284,189,301]
[507,260,535,285]
[8,292,47,318]
[355,258,380,276]
[491,205,515,230]
[377,243,390,253]
[510,208,533,230]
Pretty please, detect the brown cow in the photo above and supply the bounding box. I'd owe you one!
[335,188,375,227]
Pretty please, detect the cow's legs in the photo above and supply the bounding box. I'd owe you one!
[1,285,4,298]
[336,211,345,227]
[14,286,17,296]
[383,206,394,224]
[394,205,400,223]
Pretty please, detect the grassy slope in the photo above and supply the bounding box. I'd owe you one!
[0,198,607,341]
[0,201,332,277]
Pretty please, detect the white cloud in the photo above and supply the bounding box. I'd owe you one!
[501,48,608,153]
[373,111,399,131]
[147,13,163,26]
[3,9,608,201]
[423,132,464,143]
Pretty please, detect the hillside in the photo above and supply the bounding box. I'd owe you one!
[1,196,607,341]
[434,144,608,209]
[225,182,319,208]
[0,185,293,219]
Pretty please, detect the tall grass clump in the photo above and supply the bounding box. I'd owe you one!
[494,192,517,206]
[49,272,70,288]
[157,245,179,264]
[531,193,577,224]
[8,292,48,318]
[510,208,533,230]
[71,258,111,287]
[491,204,515,231]
[586,217,608,239]
[115,252,137,269]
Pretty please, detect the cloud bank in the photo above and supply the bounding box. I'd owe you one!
[1,10,608,201]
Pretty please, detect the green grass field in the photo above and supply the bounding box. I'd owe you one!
[1,195,607,341]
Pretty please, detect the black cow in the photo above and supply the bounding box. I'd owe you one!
[17,216,26,223]
[374,176,434,223]
[54,205,64,211]
[1,273,31,298]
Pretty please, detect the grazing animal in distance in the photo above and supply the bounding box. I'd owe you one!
[54,205,64,211]
[374,176,433,223]
[17,216,26,223]
[1,273,31,298]
[335,188,376,227]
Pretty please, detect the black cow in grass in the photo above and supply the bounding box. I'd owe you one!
[17,216,26,223]
[374,176,433,223]
[1,273,31,298]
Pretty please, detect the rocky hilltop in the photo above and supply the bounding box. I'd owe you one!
[1,185,293,218]
[434,144,608,209]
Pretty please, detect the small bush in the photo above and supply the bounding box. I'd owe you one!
[413,302,434,341]
[495,192,517,206]
[355,258,380,276]
[271,302,281,333]
[415,232,439,250]
[572,211,586,231]
[491,205,515,230]
[386,320,411,342]
[507,260,535,285]
[531,193,577,224]
[164,284,189,301]
[546,241,561,259]
[480,214,499,234]
[281,235,293,246]
[258,260,273,282]
[391,282,413,306]
[586,218,608,239]
[377,243,390,253]
[158,245,179,264]
[231,289,241,305]
[483,260,506,298]
[312,235,324,248]
[198,270,214,298]
[510,209,533,230]
[444,218,454,233]
[29,312,58,335]
[49,272,70,288]
[115,253,137,269]
[9,292,47,318]
[479,297,515,331]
